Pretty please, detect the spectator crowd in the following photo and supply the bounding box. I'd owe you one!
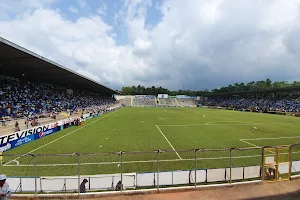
[207,96,300,113]
[0,77,116,120]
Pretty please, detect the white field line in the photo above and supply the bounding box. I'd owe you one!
[158,122,299,127]
[2,154,263,167]
[12,160,19,165]
[207,121,255,124]
[3,109,122,166]
[203,121,247,125]
[5,151,300,167]
[240,139,262,149]
[241,136,300,141]
[156,125,182,160]
[240,139,275,154]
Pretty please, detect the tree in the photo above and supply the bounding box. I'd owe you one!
[120,78,300,96]
[293,81,300,86]
[265,78,272,88]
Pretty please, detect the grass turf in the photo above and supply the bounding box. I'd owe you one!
[1,107,300,176]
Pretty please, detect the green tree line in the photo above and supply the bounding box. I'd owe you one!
[121,79,300,95]
[121,85,208,96]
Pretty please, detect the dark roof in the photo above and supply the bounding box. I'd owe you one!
[0,37,118,95]
[206,86,300,96]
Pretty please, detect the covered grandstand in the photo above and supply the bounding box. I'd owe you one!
[0,37,117,94]
[204,86,300,115]
[0,37,118,135]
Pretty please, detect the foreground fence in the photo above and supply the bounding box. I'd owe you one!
[1,144,300,195]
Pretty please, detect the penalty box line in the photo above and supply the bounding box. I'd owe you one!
[240,135,300,141]
[239,139,275,153]
[240,136,300,154]
[156,125,182,160]
[3,108,123,166]
[240,135,300,148]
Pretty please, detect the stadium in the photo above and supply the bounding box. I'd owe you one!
[1,36,300,198]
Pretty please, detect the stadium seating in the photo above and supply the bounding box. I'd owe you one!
[176,98,198,107]
[206,97,300,113]
[159,98,178,106]
[132,96,156,106]
[117,98,132,106]
[0,76,116,133]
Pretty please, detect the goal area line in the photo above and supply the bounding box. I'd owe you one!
[240,135,300,141]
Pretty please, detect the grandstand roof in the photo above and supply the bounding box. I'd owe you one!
[0,37,118,95]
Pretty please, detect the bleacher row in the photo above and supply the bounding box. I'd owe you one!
[0,76,116,135]
[117,96,198,107]
[206,96,300,113]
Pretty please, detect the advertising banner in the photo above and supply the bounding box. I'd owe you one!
[0,124,53,146]
[0,122,58,152]
[0,143,12,152]
[10,134,35,149]
[34,126,58,140]
[0,107,118,152]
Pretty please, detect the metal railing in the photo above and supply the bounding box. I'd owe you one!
[1,144,300,195]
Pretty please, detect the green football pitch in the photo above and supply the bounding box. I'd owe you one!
[1,107,300,176]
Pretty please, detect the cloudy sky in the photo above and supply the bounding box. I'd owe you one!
[1,0,300,91]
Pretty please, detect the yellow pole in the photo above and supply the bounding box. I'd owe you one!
[0,151,2,166]
[175,98,180,106]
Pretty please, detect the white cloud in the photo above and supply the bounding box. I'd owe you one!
[133,38,152,56]
[97,4,107,16]
[2,0,300,90]
[69,6,78,13]
[77,0,86,8]
[0,7,145,89]
[0,0,56,17]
